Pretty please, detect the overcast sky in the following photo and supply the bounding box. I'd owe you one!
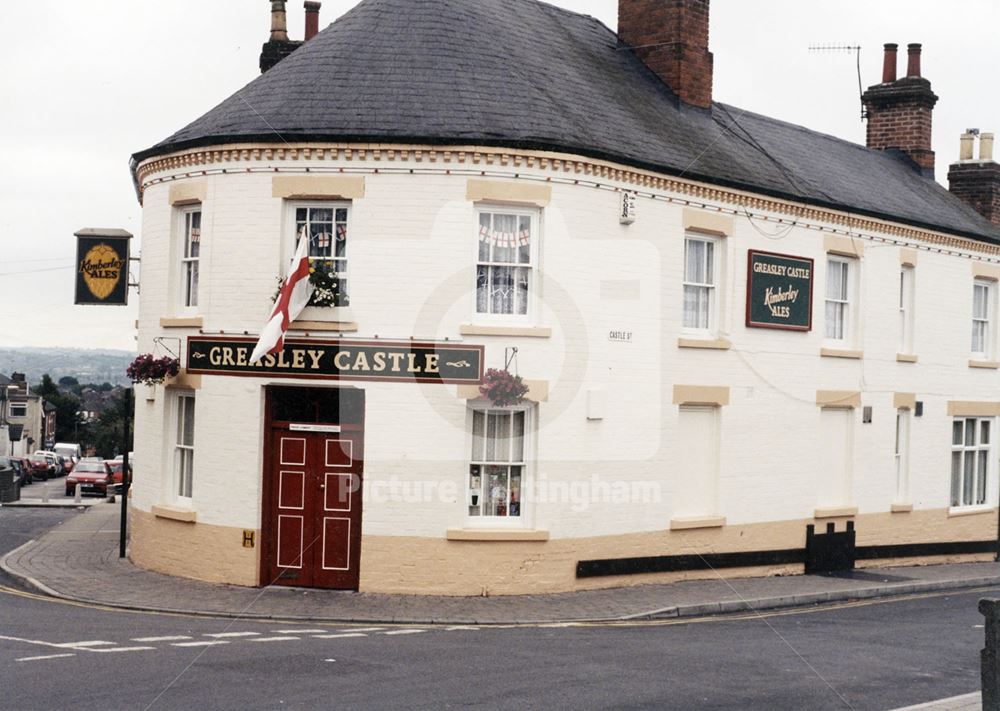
[2,0,998,352]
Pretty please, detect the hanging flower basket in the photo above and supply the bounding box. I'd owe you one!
[127,354,181,386]
[479,368,529,408]
[272,259,347,308]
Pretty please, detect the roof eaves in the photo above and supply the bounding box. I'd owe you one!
[131,131,1000,246]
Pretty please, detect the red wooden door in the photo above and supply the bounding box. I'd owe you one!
[266,425,364,590]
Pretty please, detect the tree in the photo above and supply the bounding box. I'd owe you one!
[82,391,133,459]
[58,376,79,388]
[32,373,83,443]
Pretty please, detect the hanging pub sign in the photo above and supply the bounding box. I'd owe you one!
[745,250,814,331]
[186,336,484,385]
[74,229,132,306]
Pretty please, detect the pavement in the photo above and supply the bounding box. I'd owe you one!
[3,503,997,709]
[4,502,1000,631]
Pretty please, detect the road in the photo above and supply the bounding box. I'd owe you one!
[0,508,990,710]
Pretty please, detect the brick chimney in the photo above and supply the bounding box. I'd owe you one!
[949,131,1000,225]
[304,2,321,41]
[618,0,714,109]
[259,0,303,73]
[862,43,939,176]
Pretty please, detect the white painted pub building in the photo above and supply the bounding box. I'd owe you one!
[128,0,1000,595]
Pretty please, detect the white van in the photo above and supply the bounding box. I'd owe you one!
[53,443,82,462]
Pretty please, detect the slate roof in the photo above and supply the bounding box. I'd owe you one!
[132,0,1000,244]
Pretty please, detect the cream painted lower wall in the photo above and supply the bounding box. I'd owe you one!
[130,508,259,586]
[129,505,997,595]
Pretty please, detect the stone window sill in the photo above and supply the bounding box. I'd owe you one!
[677,337,731,351]
[669,515,726,531]
[969,359,1000,370]
[820,348,863,360]
[948,506,994,518]
[152,504,197,523]
[813,506,858,519]
[459,324,552,338]
[896,353,918,363]
[160,316,203,329]
[289,320,359,333]
[445,529,549,542]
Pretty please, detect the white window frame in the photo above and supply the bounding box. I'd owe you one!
[169,391,196,504]
[465,404,533,527]
[176,205,202,314]
[899,266,915,355]
[824,256,856,346]
[682,234,721,336]
[951,416,992,510]
[286,200,353,312]
[972,279,996,359]
[8,402,26,418]
[894,408,911,504]
[472,205,539,324]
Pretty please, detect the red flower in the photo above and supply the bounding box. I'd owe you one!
[479,368,529,407]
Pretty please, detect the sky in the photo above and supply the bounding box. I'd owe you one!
[2,0,999,352]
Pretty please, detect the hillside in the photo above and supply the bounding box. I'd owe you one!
[0,347,135,387]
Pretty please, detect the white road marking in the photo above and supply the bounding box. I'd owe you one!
[445,626,479,631]
[91,646,156,653]
[16,653,76,662]
[172,640,230,648]
[204,632,260,639]
[53,640,114,648]
[382,629,425,636]
[338,627,384,633]
[250,636,300,643]
[132,635,192,642]
[273,629,326,634]
[312,633,367,640]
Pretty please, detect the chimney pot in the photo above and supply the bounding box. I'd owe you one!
[982,133,995,162]
[881,43,898,83]
[906,43,922,78]
[960,132,976,161]
[304,1,321,42]
[270,0,289,42]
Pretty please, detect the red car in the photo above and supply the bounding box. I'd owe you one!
[27,454,55,481]
[65,459,113,496]
[105,460,133,490]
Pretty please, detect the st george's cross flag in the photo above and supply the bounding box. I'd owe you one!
[249,236,314,364]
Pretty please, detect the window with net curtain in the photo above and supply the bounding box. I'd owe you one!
[683,236,715,331]
[295,205,350,307]
[180,208,201,309]
[972,279,992,357]
[825,257,851,341]
[174,393,196,499]
[468,408,526,518]
[476,210,533,317]
[951,417,990,508]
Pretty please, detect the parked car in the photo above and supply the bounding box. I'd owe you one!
[106,459,133,491]
[0,457,29,486]
[27,453,56,480]
[10,457,30,485]
[65,459,113,497]
[33,451,65,476]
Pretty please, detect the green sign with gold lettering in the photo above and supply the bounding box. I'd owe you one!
[746,250,814,331]
[186,337,484,384]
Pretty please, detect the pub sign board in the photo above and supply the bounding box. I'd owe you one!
[745,250,814,331]
[74,229,132,306]
[186,336,484,385]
